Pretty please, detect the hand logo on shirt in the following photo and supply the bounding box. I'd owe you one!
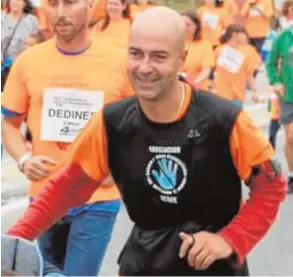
[151,158,178,190]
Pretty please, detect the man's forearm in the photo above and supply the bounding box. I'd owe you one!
[2,117,27,162]
[219,160,286,266]
[7,163,99,240]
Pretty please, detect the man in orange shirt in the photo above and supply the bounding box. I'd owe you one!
[241,0,274,54]
[7,6,286,276]
[1,0,132,275]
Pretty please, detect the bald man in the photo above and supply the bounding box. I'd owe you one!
[7,6,286,276]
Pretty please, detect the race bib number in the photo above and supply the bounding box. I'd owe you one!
[249,5,264,17]
[202,12,219,29]
[41,88,104,143]
[217,46,245,73]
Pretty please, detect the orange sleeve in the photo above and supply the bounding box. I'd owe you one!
[69,110,110,181]
[244,50,260,78]
[1,55,30,114]
[202,41,215,68]
[230,110,274,180]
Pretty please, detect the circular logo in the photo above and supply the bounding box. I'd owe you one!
[145,154,187,196]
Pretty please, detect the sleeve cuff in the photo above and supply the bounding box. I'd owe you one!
[218,228,245,268]
[1,106,24,117]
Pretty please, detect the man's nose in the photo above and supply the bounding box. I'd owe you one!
[138,57,152,74]
[56,3,67,17]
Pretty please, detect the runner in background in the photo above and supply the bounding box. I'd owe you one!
[197,0,231,49]
[1,0,39,91]
[93,0,131,48]
[214,24,260,107]
[1,0,133,275]
[240,0,274,54]
[238,28,262,73]
[180,10,214,90]
[266,26,293,193]
[129,0,155,20]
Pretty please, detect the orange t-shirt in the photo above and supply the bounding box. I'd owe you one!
[92,0,107,21]
[182,39,214,90]
[223,0,239,22]
[240,0,274,38]
[93,18,131,49]
[241,43,262,72]
[69,84,273,184]
[214,44,255,102]
[1,37,133,201]
[197,6,230,47]
[130,3,154,20]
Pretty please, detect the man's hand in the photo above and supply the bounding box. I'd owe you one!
[23,156,56,181]
[251,91,260,103]
[272,84,285,98]
[179,231,233,271]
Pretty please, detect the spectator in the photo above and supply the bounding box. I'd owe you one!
[181,10,214,91]
[1,0,38,90]
[240,0,274,54]
[214,24,260,107]
[93,0,131,48]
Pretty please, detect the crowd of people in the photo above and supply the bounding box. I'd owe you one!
[1,0,293,276]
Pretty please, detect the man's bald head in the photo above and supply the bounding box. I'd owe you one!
[131,6,187,52]
[127,6,188,103]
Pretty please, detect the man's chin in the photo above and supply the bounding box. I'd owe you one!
[135,89,160,101]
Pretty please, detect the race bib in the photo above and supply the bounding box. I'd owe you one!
[249,5,264,17]
[202,12,219,29]
[41,88,104,143]
[217,46,245,73]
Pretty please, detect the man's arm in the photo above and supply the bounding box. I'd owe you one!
[6,111,110,240]
[1,113,27,162]
[7,163,100,240]
[219,111,286,266]
[1,55,30,162]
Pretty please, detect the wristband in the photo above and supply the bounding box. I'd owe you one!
[17,153,32,173]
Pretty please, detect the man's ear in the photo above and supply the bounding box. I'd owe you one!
[179,48,188,71]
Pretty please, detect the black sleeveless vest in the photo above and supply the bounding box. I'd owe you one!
[103,91,242,231]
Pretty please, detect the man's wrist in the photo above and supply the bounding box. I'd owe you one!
[17,152,32,173]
